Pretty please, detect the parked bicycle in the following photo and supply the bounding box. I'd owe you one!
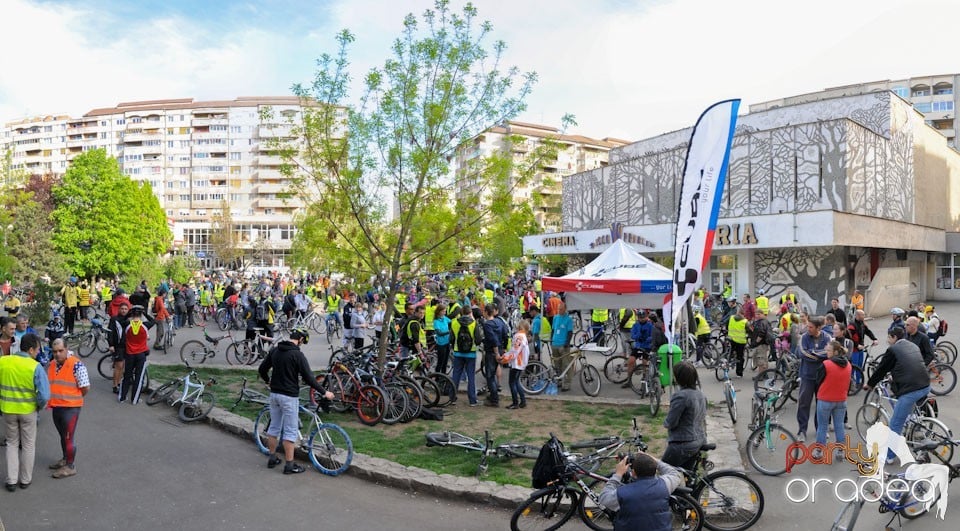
[225,329,276,366]
[74,317,110,358]
[179,326,235,365]
[714,352,738,424]
[521,347,602,397]
[627,351,664,417]
[745,385,798,476]
[678,442,765,531]
[425,430,539,477]
[145,366,217,422]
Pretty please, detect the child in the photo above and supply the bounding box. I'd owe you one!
[502,319,530,409]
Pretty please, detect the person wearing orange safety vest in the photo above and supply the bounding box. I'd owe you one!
[46,338,89,479]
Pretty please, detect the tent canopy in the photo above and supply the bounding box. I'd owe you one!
[541,240,672,310]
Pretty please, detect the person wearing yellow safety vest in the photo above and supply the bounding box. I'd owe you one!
[100,283,113,310]
[394,291,407,319]
[400,304,425,359]
[46,338,89,479]
[528,306,549,359]
[450,307,484,406]
[617,308,636,353]
[755,289,769,316]
[694,311,712,366]
[61,277,80,335]
[590,308,609,344]
[726,309,749,377]
[77,282,91,322]
[326,290,343,329]
[0,333,50,491]
[721,281,733,300]
[213,282,225,307]
[423,296,436,346]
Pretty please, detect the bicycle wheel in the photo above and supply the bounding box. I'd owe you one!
[847,365,864,396]
[380,384,408,425]
[430,372,455,407]
[216,309,230,331]
[308,423,354,476]
[325,320,334,343]
[572,330,589,347]
[355,384,386,426]
[179,340,207,365]
[854,403,889,443]
[773,381,797,412]
[906,416,954,463]
[97,353,115,380]
[603,355,630,384]
[752,368,786,392]
[425,431,480,447]
[649,379,662,417]
[671,493,705,531]
[579,364,602,397]
[178,391,215,422]
[701,343,718,369]
[397,378,423,422]
[936,339,958,357]
[308,314,325,334]
[510,486,579,531]
[725,384,737,424]
[253,407,272,455]
[830,500,863,531]
[414,375,441,408]
[77,332,97,358]
[578,479,616,531]
[693,470,764,531]
[898,476,938,519]
[928,363,957,395]
[96,332,110,353]
[499,443,540,459]
[146,379,182,406]
[934,347,953,366]
[520,361,551,395]
[325,371,352,413]
[225,341,243,366]
[746,423,797,476]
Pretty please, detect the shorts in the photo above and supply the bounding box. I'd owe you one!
[266,393,301,443]
[630,348,650,360]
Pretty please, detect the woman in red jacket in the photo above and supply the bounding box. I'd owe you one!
[814,340,852,457]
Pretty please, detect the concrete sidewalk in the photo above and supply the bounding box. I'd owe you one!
[201,390,743,508]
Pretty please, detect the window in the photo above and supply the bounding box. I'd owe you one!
[914,102,932,113]
[211,125,228,132]
[936,254,960,289]
[179,194,191,201]
[231,126,242,133]
[892,87,910,98]
[708,254,737,296]
[116,119,125,125]
[932,101,954,112]
[934,86,953,96]
[230,194,242,201]
[229,152,241,160]
[912,87,931,97]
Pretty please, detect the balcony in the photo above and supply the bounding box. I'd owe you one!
[258,125,294,138]
[191,117,228,127]
[124,132,162,143]
[255,183,290,194]
[257,155,285,166]
[256,197,304,209]
[193,131,229,140]
[255,168,285,181]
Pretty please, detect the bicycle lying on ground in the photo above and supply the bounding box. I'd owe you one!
[425,430,539,477]
[253,398,354,476]
[145,365,217,422]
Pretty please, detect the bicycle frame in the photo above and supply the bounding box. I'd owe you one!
[170,371,207,407]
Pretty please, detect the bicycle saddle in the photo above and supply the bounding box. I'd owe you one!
[912,440,942,452]
[700,443,717,452]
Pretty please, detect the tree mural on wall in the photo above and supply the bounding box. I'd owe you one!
[561,168,605,230]
[754,247,846,314]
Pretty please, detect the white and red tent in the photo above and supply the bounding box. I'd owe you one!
[541,240,672,310]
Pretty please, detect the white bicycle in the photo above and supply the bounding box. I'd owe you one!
[145,365,217,422]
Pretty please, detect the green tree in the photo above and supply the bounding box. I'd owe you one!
[209,201,243,269]
[51,149,171,277]
[2,192,68,284]
[269,1,537,362]
[481,202,539,269]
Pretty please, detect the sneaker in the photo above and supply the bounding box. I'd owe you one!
[52,466,76,479]
[4,484,15,492]
[267,456,282,469]
[469,402,480,407]
[283,463,306,475]
[18,482,29,489]
[448,399,457,406]
[519,402,527,409]
[484,401,499,408]
[797,432,806,443]
[49,459,67,470]
[811,448,824,460]
[506,404,519,410]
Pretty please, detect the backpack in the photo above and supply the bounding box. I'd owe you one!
[455,318,476,353]
[938,316,948,336]
[531,436,566,488]
[255,300,267,321]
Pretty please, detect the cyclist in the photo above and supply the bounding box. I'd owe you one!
[662,361,706,470]
[257,329,334,475]
[626,311,654,389]
[590,307,608,345]
[325,290,342,330]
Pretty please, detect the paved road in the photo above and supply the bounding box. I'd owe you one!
[696,302,960,530]
[0,379,522,530]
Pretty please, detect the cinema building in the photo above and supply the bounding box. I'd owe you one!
[523,92,960,315]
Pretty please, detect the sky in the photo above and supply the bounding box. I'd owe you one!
[2,0,959,142]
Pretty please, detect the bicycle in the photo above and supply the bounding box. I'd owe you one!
[520,347,602,397]
[225,330,275,366]
[145,366,217,422]
[745,386,798,476]
[854,380,953,462]
[510,434,704,531]
[566,418,648,475]
[678,443,765,531]
[325,312,343,343]
[425,430,539,477]
[752,354,800,412]
[214,305,245,331]
[829,467,945,530]
[714,352,738,424]
[96,352,151,393]
[626,351,664,417]
[178,326,235,364]
[572,322,622,356]
[158,318,176,354]
[230,377,270,410]
[253,399,354,476]
[74,317,110,358]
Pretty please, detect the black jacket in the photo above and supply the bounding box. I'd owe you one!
[905,331,935,365]
[866,339,929,396]
[258,341,324,398]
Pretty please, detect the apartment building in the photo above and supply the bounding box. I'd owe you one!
[453,121,629,232]
[1,97,314,269]
[751,74,959,149]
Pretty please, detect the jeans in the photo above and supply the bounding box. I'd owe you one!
[815,400,847,446]
[850,350,865,385]
[662,441,701,471]
[4,412,37,485]
[482,349,500,404]
[730,342,746,376]
[450,355,477,404]
[508,368,526,406]
[796,377,818,436]
[888,386,932,459]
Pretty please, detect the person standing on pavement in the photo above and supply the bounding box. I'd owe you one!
[796,316,831,442]
[550,303,575,392]
[257,329,333,474]
[847,310,878,386]
[0,333,50,491]
[119,306,154,404]
[827,298,847,328]
[863,327,931,463]
[46,338,89,479]
[433,304,452,375]
[60,277,79,335]
[480,303,507,406]
[726,308,748,377]
[749,309,773,373]
[814,340,851,458]
[661,361,707,470]
[152,289,171,351]
[106,301,130,394]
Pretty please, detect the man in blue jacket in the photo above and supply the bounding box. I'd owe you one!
[599,451,684,531]
[796,316,830,442]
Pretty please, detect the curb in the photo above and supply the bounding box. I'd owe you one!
[195,389,743,508]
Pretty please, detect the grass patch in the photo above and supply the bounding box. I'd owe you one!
[148,365,668,487]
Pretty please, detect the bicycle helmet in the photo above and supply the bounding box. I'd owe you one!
[757,289,765,295]
[290,328,310,344]
[890,307,905,316]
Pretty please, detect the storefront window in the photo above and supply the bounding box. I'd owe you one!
[936,253,960,289]
[709,254,738,295]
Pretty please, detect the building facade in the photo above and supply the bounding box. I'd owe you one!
[454,121,628,232]
[1,97,311,269]
[524,92,960,315]
[752,74,958,149]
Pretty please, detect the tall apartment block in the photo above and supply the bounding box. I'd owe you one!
[752,74,959,149]
[453,121,628,233]
[1,97,311,269]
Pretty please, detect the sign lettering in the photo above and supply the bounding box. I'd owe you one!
[715,222,759,246]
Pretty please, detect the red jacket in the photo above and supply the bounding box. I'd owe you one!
[124,319,150,355]
[817,358,851,402]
